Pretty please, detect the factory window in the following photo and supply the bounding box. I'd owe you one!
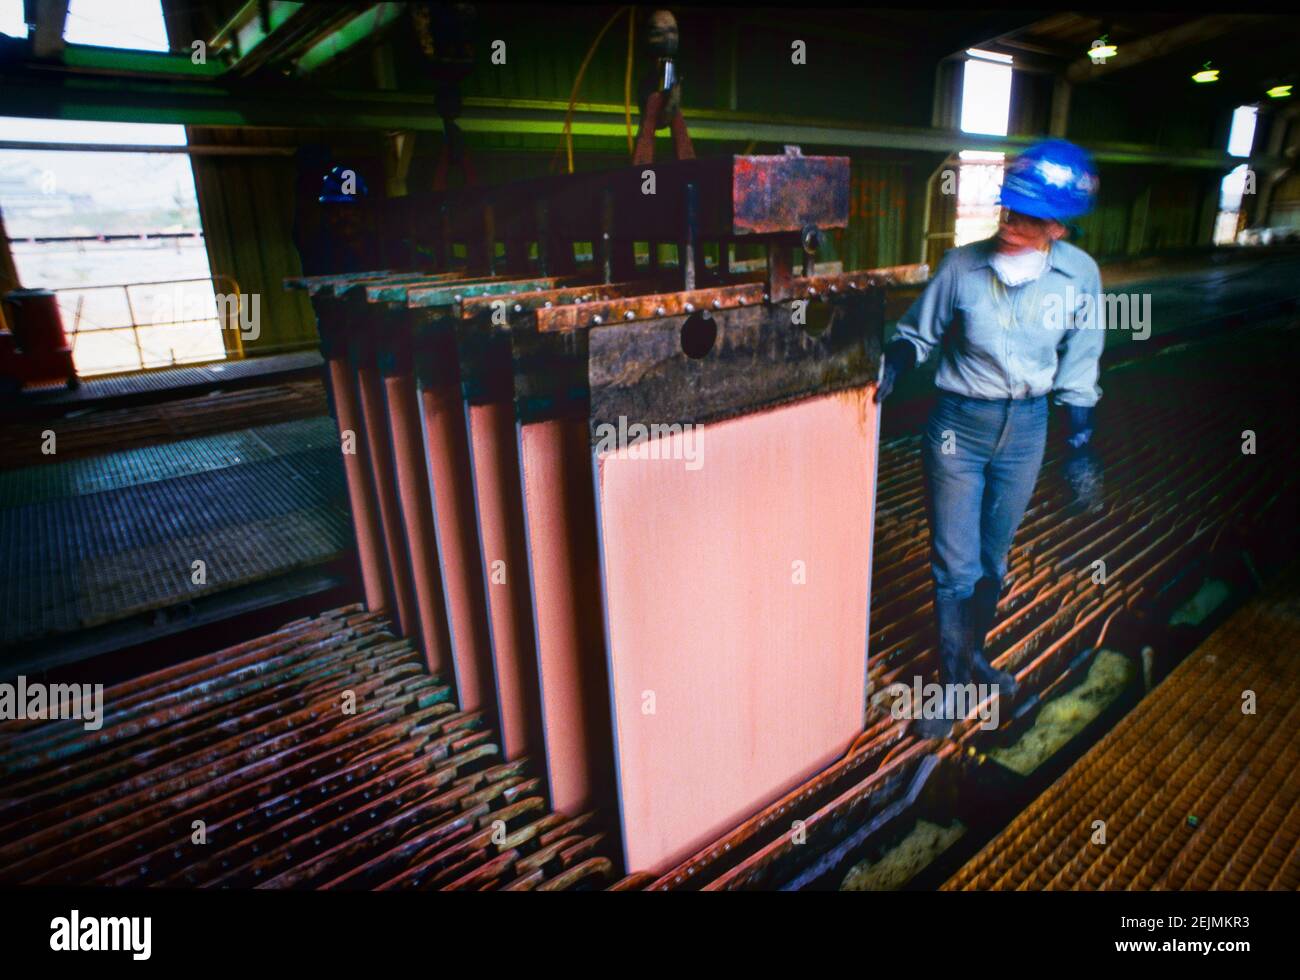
[1226,105,1259,158]
[0,0,223,377]
[0,2,19,35]
[955,50,1013,247]
[1214,105,1259,245]
[0,0,169,48]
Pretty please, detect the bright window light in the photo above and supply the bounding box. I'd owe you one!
[0,0,170,49]
[966,48,1013,65]
[65,0,169,51]
[0,117,195,227]
[1219,163,1251,212]
[1214,106,1261,245]
[0,116,187,145]
[1214,164,1254,245]
[0,2,222,375]
[0,0,24,37]
[954,154,1007,247]
[1227,105,1258,157]
[961,51,1013,137]
[954,53,1013,246]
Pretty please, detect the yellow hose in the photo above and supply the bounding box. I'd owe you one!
[624,10,635,157]
[554,6,632,174]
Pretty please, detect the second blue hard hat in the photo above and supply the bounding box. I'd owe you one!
[319,166,369,204]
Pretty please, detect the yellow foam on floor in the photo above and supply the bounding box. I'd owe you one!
[1169,577,1231,627]
[990,649,1133,776]
[840,819,966,891]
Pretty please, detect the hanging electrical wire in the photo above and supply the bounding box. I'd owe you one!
[624,10,636,157]
[552,6,634,174]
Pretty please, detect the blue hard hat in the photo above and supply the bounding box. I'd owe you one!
[998,139,1098,221]
[319,166,369,204]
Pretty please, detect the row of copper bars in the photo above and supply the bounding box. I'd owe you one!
[0,319,1291,890]
[282,153,939,875]
[290,255,925,875]
[0,606,609,890]
[0,150,929,884]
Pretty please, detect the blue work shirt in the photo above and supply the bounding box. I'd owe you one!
[894,237,1105,408]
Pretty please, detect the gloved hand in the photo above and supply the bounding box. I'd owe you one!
[1063,405,1104,512]
[874,338,917,403]
[1064,452,1104,512]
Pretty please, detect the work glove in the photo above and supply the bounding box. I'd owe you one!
[1062,405,1105,513]
[874,338,917,403]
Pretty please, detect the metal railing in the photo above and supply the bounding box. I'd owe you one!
[53,274,243,377]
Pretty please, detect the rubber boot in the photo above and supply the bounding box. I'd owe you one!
[911,595,972,740]
[967,576,1019,703]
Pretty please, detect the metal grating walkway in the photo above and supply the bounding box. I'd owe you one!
[0,381,328,469]
[14,350,324,409]
[0,417,349,649]
[0,416,339,507]
[943,564,1300,891]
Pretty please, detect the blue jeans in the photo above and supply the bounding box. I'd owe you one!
[922,391,1047,604]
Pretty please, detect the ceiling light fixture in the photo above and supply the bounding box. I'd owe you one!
[1088,35,1116,65]
[1192,62,1219,84]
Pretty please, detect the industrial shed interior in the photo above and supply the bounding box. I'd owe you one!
[0,2,1298,896]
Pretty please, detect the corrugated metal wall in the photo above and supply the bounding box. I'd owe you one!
[1069,165,1220,261]
[462,5,639,106]
[1066,82,1226,259]
[1271,172,1300,228]
[1073,166,1142,259]
[186,129,320,356]
[1069,83,1224,152]
[1009,71,1053,137]
[163,0,321,357]
[844,155,926,270]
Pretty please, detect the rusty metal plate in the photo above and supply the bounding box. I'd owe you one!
[732,154,850,235]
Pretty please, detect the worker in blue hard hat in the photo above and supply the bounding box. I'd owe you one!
[319,165,369,204]
[874,138,1106,740]
[316,165,374,272]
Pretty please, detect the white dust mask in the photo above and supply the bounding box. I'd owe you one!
[990,247,1048,287]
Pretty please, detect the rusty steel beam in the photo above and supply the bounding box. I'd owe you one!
[529,268,926,333]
